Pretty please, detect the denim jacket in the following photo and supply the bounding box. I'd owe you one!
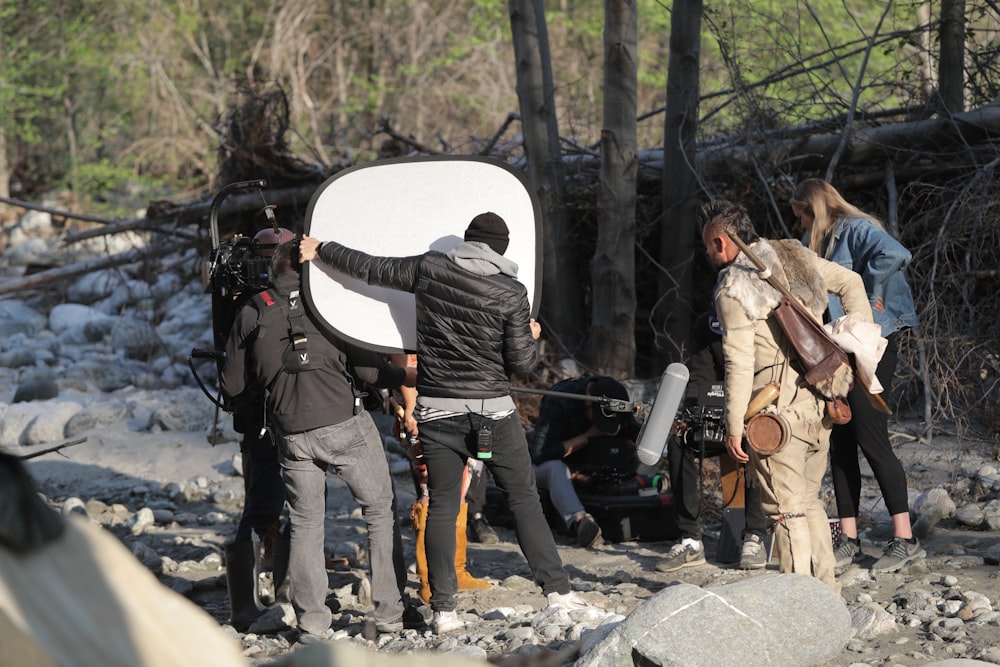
[806,217,919,336]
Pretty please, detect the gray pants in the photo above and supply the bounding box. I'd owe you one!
[534,459,585,529]
[278,412,406,635]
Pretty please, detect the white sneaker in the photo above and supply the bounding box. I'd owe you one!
[432,610,465,634]
[546,590,597,612]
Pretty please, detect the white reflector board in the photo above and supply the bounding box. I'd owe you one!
[303,156,541,353]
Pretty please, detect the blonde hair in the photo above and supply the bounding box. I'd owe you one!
[790,179,885,258]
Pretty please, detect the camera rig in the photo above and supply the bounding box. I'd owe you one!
[188,179,275,419]
[674,382,727,458]
[513,385,645,488]
[510,385,642,417]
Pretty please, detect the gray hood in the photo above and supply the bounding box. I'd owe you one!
[447,241,519,278]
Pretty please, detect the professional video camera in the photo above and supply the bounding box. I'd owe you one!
[199,179,280,351]
[514,385,641,491]
[188,179,275,429]
[572,434,638,489]
[507,379,685,543]
[675,382,727,458]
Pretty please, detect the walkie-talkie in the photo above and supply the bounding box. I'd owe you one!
[476,424,494,460]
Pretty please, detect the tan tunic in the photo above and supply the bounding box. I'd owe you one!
[0,516,246,667]
[715,240,872,437]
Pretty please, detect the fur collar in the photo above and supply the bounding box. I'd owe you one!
[719,239,826,320]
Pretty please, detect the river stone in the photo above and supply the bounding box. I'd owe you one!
[576,573,850,667]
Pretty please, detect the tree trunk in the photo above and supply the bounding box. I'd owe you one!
[939,0,966,113]
[0,126,9,200]
[592,0,637,378]
[659,0,703,365]
[509,0,585,358]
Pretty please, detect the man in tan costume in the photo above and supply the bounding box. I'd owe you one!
[700,199,873,590]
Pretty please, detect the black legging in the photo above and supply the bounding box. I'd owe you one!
[830,333,910,518]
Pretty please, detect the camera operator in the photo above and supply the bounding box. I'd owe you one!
[221,240,418,643]
[655,311,768,573]
[528,376,641,548]
[223,226,295,632]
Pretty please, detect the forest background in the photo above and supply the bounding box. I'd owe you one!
[1,0,998,441]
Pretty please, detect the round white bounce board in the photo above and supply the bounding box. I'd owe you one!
[302,156,542,353]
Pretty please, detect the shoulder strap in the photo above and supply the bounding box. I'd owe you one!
[281,289,324,373]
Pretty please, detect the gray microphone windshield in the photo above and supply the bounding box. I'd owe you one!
[635,363,690,466]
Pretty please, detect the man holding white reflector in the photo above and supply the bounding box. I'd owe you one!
[299,213,601,634]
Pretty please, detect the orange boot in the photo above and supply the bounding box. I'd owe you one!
[411,501,432,604]
[455,503,492,591]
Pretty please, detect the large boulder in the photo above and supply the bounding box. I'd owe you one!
[576,573,850,667]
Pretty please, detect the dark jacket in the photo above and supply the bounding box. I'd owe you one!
[220,271,404,434]
[685,311,725,406]
[528,377,641,465]
[315,241,538,400]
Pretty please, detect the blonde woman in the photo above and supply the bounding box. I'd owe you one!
[790,179,922,573]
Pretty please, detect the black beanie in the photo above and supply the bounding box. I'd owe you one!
[464,212,510,255]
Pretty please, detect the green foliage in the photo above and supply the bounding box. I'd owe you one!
[4,0,999,207]
[698,0,927,132]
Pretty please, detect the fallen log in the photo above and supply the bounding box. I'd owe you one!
[0,242,182,297]
[61,183,321,244]
[0,196,121,226]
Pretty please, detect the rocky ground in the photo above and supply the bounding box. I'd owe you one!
[19,411,1000,667]
[4,203,1000,666]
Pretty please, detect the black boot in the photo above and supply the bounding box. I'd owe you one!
[225,541,264,632]
[270,537,291,604]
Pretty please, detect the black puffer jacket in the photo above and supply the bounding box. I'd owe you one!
[315,241,538,399]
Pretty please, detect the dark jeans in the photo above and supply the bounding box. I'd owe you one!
[234,425,286,543]
[667,434,766,541]
[465,464,488,516]
[831,334,910,518]
[418,412,569,612]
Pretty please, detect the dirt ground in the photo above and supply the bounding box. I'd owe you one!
[23,415,1000,666]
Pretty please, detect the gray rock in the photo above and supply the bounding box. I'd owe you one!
[576,574,850,667]
[982,499,1000,531]
[61,497,88,518]
[13,377,60,403]
[0,348,41,368]
[851,602,898,638]
[93,280,154,316]
[49,303,118,344]
[955,504,986,528]
[0,402,49,448]
[913,488,957,539]
[0,301,45,338]
[65,269,123,305]
[129,540,162,572]
[23,401,82,445]
[63,359,136,392]
[248,603,296,634]
[147,389,215,431]
[130,507,156,535]
[64,402,131,437]
[109,316,160,360]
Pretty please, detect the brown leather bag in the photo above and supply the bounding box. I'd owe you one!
[772,295,853,398]
[725,233,861,425]
[825,396,853,425]
[772,296,854,424]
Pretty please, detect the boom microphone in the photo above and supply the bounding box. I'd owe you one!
[635,362,690,466]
